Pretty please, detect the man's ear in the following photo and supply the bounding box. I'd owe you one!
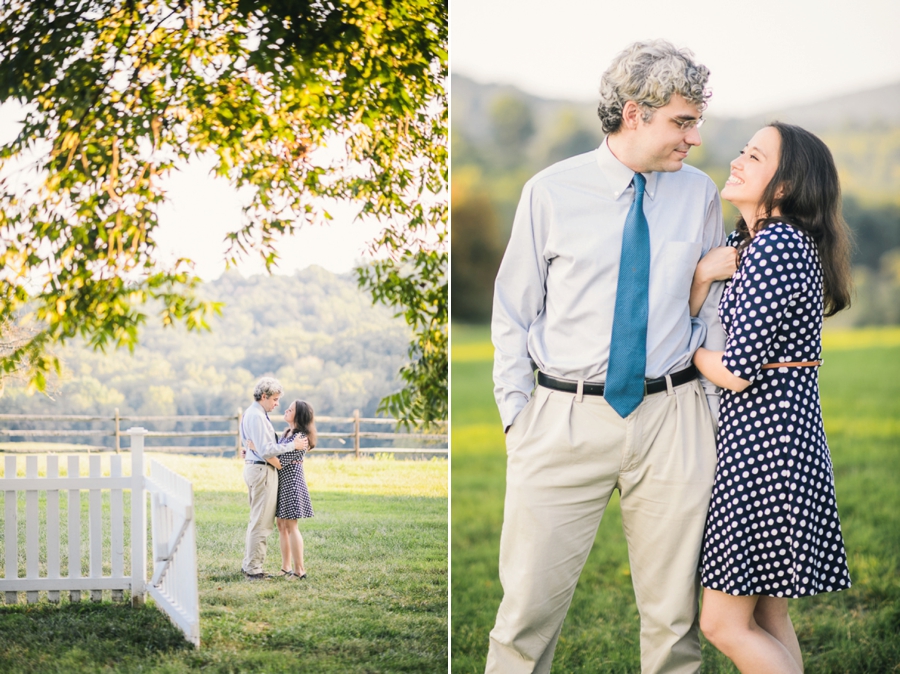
[621,100,643,131]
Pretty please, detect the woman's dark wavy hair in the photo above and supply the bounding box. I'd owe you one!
[734,121,853,317]
[285,400,314,437]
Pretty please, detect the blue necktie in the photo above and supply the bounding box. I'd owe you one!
[605,173,650,418]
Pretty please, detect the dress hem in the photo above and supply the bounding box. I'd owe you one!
[700,581,852,599]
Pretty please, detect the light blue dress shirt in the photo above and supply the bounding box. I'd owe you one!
[492,138,726,430]
[241,401,293,462]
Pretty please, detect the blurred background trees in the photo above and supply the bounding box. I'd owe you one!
[451,74,900,327]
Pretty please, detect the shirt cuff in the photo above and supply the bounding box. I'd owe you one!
[498,392,530,432]
[705,392,720,424]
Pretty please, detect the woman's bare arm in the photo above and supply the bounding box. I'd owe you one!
[690,247,739,316]
[693,347,752,392]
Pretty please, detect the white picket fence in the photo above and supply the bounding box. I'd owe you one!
[146,456,199,645]
[0,428,200,647]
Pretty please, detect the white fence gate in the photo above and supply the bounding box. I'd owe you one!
[0,428,200,647]
[146,456,200,646]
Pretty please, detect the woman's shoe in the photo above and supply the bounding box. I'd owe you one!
[276,568,292,578]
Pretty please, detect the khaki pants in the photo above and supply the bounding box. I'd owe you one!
[242,463,279,575]
[486,379,717,674]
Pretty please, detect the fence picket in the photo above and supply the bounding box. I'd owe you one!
[25,456,39,604]
[110,455,124,602]
[67,455,81,602]
[130,429,146,607]
[46,456,60,603]
[4,456,17,604]
[89,455,102,602]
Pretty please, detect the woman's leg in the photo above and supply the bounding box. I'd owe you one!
[276,518,292,572]
[284,520,305,575]
[754,596,803,672]
[700,588,802,674]
[295,528,305,575]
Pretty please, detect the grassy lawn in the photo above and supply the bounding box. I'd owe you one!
[450,324,900,673]
[0,455,448,673]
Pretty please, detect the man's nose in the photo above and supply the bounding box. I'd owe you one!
[685,126,702,146]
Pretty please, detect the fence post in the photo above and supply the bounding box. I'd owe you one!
[115,408,121,453]
[353,409,360,459]
[129,427,147,606]
[236,407,243,460]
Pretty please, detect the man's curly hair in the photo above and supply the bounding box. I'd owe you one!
[598,39,712,134]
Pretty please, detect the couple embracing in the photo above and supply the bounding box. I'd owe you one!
[241,377,317,582]
[488,40,852,673]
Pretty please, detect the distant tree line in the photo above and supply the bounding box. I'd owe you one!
[0,267,411,434]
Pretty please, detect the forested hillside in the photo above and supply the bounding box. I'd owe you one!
[452,75,900,325]
[0,267,411,421]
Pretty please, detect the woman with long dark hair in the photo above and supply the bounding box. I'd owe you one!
[688,122,853,673]
[269,400,317,579]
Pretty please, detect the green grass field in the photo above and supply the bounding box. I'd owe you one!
[0,455,448,673]
[451,324,900,673]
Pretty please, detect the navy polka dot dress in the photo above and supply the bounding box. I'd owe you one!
[700,223,851,597]
[275,431,314,520]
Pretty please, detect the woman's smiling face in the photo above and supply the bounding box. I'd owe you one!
[721,126,782,218]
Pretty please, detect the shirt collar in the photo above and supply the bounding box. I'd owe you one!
[595,135,660,202]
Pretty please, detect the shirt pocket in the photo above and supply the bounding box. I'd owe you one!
[656,241,702,300]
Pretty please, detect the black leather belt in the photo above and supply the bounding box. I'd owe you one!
[245,460,267,465]
[537,365,698,396]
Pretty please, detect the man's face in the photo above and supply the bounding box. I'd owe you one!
[631,94,703,173]
[260,393,281,413]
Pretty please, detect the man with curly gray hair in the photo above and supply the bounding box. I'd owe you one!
[241,376,308,580]
[488,40,725,672]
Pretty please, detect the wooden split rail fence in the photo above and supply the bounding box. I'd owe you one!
[0,410,448,457]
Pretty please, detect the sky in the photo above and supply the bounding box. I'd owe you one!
[0,104,386,282]
[152,156,384,280]
[450,0,900,118]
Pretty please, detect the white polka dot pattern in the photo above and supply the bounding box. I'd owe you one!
[700,223,851,598]
[275,432,314,520]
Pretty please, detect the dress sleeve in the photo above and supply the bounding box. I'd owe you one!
[721,224,810,383]
[725,229,744,249]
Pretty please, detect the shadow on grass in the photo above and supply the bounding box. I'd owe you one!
[0,601,192,673]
